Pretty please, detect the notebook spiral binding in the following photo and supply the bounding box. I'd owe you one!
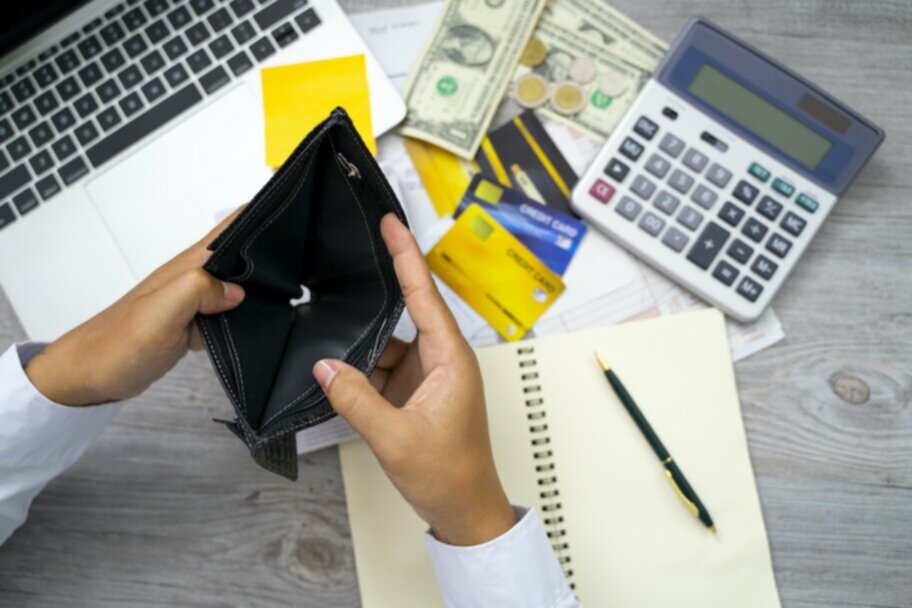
[517,345,575,590]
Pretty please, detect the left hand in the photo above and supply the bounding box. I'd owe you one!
[25,210,247,407]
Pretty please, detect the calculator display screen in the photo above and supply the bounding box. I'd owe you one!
[689,64,832,169]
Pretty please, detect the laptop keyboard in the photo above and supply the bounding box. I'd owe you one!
[0,0,323,231]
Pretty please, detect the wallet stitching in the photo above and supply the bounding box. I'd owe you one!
[258,137,390,433]
[221,315,249,418]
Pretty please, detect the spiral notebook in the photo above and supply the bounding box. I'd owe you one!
[340,308,781,607]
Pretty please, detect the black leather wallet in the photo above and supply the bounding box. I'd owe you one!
[197,108,406,480]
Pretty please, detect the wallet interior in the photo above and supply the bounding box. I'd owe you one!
[200,119,401,439]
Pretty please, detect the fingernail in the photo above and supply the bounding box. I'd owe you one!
[314,359,341,392]
[222,282,245,304]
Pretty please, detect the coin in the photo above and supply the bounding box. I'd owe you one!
[550,81,587,115]
[598,68,629,97]
[568,56,598,84]
[519,36,547,67]
[513,73,549,109]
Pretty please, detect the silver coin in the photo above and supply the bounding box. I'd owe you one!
[569,57,598,84]
[598,68,629,97]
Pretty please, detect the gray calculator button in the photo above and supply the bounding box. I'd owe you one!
[645,153,670,178]
[733,180,759,205]
[757,196,783,221]
[686,221,730,270]
[676,205,703,231]
[638,211,665,236]
[719,201,744,227]
[653,190,679,215]
[691,184,718,209]
[682,148,708,173]
[659,133,685,158]
[780,211,806,236]
[668,169,694,194]
[751,254,778,280]
[615,196,642,221]
[727,239,753,264]
[619,136,644,161]
[633,116,658,140]
[706,163,732,188]
[712,260,739,286]
[631,174,656,200]
[736,276,763,302]
[766,233,792,258]
[662,226,689,252]
[742,217,768,242]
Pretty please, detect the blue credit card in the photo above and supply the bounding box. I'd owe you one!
[454,175,587,275]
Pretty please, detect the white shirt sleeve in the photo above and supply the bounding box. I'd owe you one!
[0,343,121,545]
[425,506,580,608]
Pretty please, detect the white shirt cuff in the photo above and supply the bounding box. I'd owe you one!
[424,506,576,608]
[0,343,122,465]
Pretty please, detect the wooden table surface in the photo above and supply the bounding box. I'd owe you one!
[1,0,910,606]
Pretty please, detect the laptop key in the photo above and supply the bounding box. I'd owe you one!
[187,22,212,46]
[200,66,230,95]
[119,92,144,117]
[98,107,122,132]
[101,49,126,72]
[0,92,13,114]
[191,0,216,16]
[230,0,255,18]
[7,136,32,161]
[59,156,90,185]
[187,49,213,74]
[144,0,168,17]
[75,121,100,146]
[254,0,307,31]
[0,150,7,173]
[13,189,39,216]
[167,6,193,30]
[104,4,124,20]
[0,164,30,199]
[100,22,126,46]
[78,62,103,87]
[36,174,61,201]
[34,91,59,115]
[118,65,143,90]
[52,135,77,161]
[145,19,170,44]
[164,64,189,87]
[124,34,148,58]
[250,37,276,61]
[141,77,166,103]
[34,64,59,88]
[231,21,256,45]
[56,76,81,101]
[164,36,189,60]
[29,150,55,174]
[56,50,82,75]
[28,122,54,147]
[77,35,103,60]
[209,35,234,59]
[97,79,121,103]
[86,84,203,168]
[140,50,165,75]
[12,106,37,130]
[227,50,253,76]
[208,8,233,32]
[273,22,298,47]
[74,93,99,118]
[12,79,36,103]
[123,7,147,31]
[0,203,16,230]
[83,17,103,34]
[0,119,11,144]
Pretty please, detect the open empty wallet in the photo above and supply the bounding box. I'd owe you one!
[196,108,406,480]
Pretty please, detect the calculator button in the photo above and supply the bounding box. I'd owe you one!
[615,196,641,221]
[686,221,729,270]
[718,202,745,227]
[588,179,615,204]
[662,227,689,252]
[619,137,644,161]
[751,254,778,280]
[736,277,763,302]
[796,193,819,213]
[712,260,739,286]
[757,196,783,221]
[732,180,759,205]
[772,178,795,198]
[682,148,708,173]
[630,175,656,201]
[676,206,703,231]
[691,184,717,209]
[706,163,732,188]
[653,191,679,216]
[605,158,629,182]
[638,211,665,236]
[727,239,754,264]
[633,116,658,141]
[766,233,792,258]
[659,133,685,158]
[668,169,693,194]
[662,107,678,120]
[748,162,771,182]
[742,218,768,243]
[645,153,670,178]
[780,211,806,236]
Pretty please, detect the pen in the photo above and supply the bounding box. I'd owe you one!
[594,353,716,533]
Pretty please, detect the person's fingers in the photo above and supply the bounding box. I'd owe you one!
[369,368,390,393]
[314,358,400,448]
[140,268,245,338]
[188,324,204,351]
[380,214,461,353]
[377,336,409,370]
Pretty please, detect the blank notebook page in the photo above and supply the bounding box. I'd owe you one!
[340,307,781,607]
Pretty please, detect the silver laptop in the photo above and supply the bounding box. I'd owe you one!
[0,0,406,341]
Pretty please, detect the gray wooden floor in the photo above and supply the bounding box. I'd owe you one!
[1,0,911,606]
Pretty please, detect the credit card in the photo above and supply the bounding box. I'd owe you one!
[455,175,587,275]
[427,204,565,341]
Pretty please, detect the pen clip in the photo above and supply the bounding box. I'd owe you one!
[664,467,699,517]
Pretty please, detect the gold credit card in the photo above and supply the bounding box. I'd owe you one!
[427,204,565,341]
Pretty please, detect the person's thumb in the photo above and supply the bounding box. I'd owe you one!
[314,359,398,446]
[148,268,245,333]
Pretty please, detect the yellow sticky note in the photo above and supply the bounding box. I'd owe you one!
[261,54,374,168]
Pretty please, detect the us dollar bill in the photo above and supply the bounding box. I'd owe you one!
[515,18,651,139]
[399,0,547,159]
[546,0,668,72]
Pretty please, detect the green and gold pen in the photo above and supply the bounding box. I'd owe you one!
[595,353,716,533]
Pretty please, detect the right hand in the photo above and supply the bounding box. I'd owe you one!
[312,214,516,546]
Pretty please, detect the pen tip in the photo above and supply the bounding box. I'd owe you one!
[594,352,609,372]
[709,525,717,534]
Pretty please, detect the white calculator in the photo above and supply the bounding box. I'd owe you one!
[571,18,884,323]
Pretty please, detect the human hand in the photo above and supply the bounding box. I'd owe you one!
[25,210,247,407]
[313,214,516,546]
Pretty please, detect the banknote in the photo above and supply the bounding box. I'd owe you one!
[399,0,547,159]
[514,18,650,140]
[545,0,668,71]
